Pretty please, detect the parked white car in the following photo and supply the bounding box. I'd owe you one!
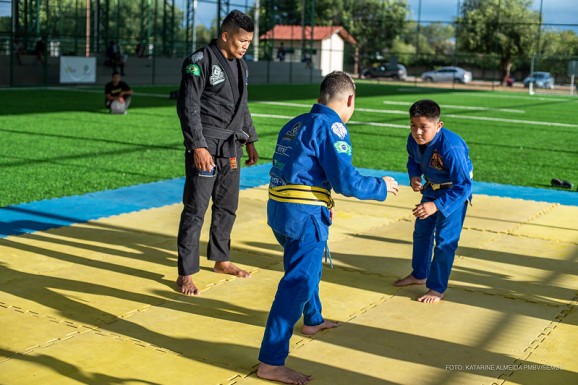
[421,66,472,83]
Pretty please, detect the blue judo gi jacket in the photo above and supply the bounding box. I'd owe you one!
[406,127,473,217]
[268,104,387,240]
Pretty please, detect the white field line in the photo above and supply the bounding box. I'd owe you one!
[0,87,172,98]
[251,113,408,129]
[382,100,525,114]
[448,92,573,102]
[254,101,578,128]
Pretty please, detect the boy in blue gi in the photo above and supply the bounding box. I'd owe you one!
[394,99,473,304]
[257,71,400,385]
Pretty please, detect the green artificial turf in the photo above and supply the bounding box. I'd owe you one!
[1,83,577,207]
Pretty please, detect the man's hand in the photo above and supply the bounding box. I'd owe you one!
[382,176,399,196]
[410,176,423,192]
[245,142,258,166]
[412,202,438,220]
[193,147,215,172]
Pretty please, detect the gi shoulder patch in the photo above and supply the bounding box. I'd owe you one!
[331,122,348,139]
[334,141,352,155]
[190,51,204,62]
[186,63,201,76]
[210,65,226,85]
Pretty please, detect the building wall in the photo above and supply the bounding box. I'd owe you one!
[320,33,345,75]
[273,35,346,76]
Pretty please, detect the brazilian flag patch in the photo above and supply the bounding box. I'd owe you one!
[334,141,352,155]
[186,63,201,76]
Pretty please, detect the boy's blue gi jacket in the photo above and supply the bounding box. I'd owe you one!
[268,104,387,240]
[406,127,473,217]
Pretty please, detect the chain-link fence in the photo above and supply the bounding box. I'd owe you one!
[1,0,576,91]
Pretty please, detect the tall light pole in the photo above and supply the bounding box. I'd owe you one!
[254,0,259,61]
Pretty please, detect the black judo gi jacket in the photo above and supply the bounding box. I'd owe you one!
[176,40,258,158]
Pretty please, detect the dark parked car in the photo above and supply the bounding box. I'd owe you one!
[362,64,407,80]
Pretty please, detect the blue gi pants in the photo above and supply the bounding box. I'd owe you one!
[259,218,325,366]
[411,202,468,293]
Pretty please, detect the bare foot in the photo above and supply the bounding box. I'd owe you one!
[176,275,200,296]
[393,274,426,287]
[302,320,341,336]
[213,261,251,278]
[257,363,312,385]
[418,289,444,304]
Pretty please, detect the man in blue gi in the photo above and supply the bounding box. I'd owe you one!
[394,99,473,304]
[257,71,400,384]
[175,10,259,296]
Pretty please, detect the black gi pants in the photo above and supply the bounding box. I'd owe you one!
[177,151,241,276]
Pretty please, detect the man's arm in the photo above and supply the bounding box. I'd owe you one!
[176,55,209,151]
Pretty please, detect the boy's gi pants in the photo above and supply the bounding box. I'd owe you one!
[411,201,468,293]
[177,151,240,276]
[259,218,326,366]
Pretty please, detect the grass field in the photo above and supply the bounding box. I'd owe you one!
[1,83,577,207]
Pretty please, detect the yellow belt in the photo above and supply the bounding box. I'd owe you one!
[268,185,334,209]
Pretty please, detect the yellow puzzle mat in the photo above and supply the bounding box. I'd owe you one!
[1,185,576,385]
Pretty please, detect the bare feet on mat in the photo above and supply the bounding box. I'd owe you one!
[418,289,444,303]
[302,320,341,336]
[393,274,426,287]
[257,363,312,385]
[176,275,199,296]
[213,261,251,278]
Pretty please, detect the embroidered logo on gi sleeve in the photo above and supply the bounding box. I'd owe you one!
[210,65,226,85]
[429,150,445,170]
[334,141,352,155]
[273,159,285,170]
[186,63,201,76]
[282,122,302,141]
[275,144,292,157]
[190,52,204,62]
[331,122,348,139]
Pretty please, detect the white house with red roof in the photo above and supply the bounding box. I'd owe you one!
[260,25,357,76]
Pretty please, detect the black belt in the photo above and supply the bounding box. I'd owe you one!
[424,181,453,191]
[202,127,249,170]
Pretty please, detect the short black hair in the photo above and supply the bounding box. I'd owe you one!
[409,99,441,120]
[319,71,355,103]
[221,10,254,34]
[112,70,120,76]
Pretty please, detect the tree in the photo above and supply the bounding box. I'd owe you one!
[10,0,184,56]
[342,0,408,66]
[541,30,578,57]
[457,0,540,84]
[255,0,408,67]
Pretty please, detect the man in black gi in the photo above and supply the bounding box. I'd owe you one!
[176,10,259,296]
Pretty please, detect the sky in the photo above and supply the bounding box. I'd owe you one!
[1,0,576,32]
[186,0,578,33]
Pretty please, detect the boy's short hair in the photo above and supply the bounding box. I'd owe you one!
[112,70,120,77]
[409,99,441,120]
[319,71,355,103]
[221,10,254,34]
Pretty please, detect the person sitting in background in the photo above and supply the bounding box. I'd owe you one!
[104,71,133,114]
